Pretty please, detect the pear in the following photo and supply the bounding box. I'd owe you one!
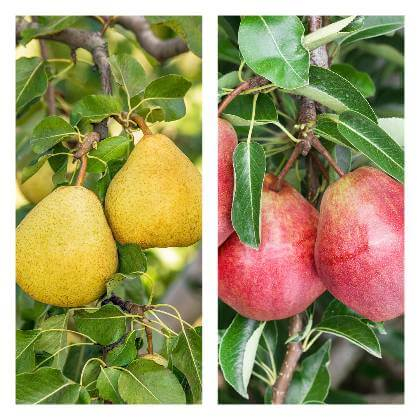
[105,133,202,249]
[218,118,237,246]
[16,186,118,307]
[219,174,325,321]
[315,166,404,321]
[17,161,55,204]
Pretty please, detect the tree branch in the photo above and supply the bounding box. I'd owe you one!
[272,314,303,404]
[16,18,112,94]
[113,16,189,62]
[218,76,269,116]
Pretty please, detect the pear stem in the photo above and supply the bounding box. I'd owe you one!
[131,114,152,136]
[75,154,88,187]
[271,142,304,192]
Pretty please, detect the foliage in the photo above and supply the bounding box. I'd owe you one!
[16,15,202,404]
[218,15,404,404]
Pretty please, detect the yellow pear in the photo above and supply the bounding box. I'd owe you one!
[17,161,55,204]
[105,133,202,249]
[16,186,118,307]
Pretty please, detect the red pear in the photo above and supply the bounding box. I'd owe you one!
[218,118,237,246]
[218,175,325,321]
[315,166,404,322]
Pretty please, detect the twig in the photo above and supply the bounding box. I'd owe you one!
[16,18,112,94]
[113,16,189,62]
[102,293,154,316]
[218,76,269,116]
[73,132,100,159]
[272,314,303,404]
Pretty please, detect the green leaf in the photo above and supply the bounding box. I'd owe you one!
[340,16,404,46]
[170,327,202,403]
[222,94,278,126]
[232,142,266,249]
[219,314,266,399]
[16,367,81,404]
[238,16,309,89]
[357,42,404,67]
[105,331,137,367]
[74,305,126,346]
[144,74,191,99]
[20,16,81,45]
[105,273,147,304]
[118,358,186,404]
[16,57,48,115]
[286,340,331,404]
[141,75,192,122]
[35,313,69,369]
[337,111,404,182]
[315,315,381,358]
[303,16,357,50]
[16,329,40,374]
[314,116,352,148]
[109,54,146,99]
[331,63,375,98]
[87,135,132,173]
[291,66,377,122]
[146,16,202,57]
[323,299,361,319]
[70,95,122,126]
[96,367,123,403]
[30,116,76,154]
[117,243,147,275]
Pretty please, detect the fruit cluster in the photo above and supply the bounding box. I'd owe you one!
[16,133,202,307]
[218,118,404,322]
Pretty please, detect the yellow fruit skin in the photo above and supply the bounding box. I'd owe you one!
[16,186,118,307]
[105,134,202,249]
[18,162,55,204]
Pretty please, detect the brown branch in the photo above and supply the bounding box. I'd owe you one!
[16,18,112,95]
[218,76,269,116]
[102,293,154,316]
[113,16,189,62]
[272,314,304,404]
[73,132,100,159]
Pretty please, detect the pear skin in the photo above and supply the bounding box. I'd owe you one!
[315,166,404,321]
[219,175,325,321]
[218,118,237,246]
[18,161,55,204]
[16,186,118,307]
[105,133,202,249]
